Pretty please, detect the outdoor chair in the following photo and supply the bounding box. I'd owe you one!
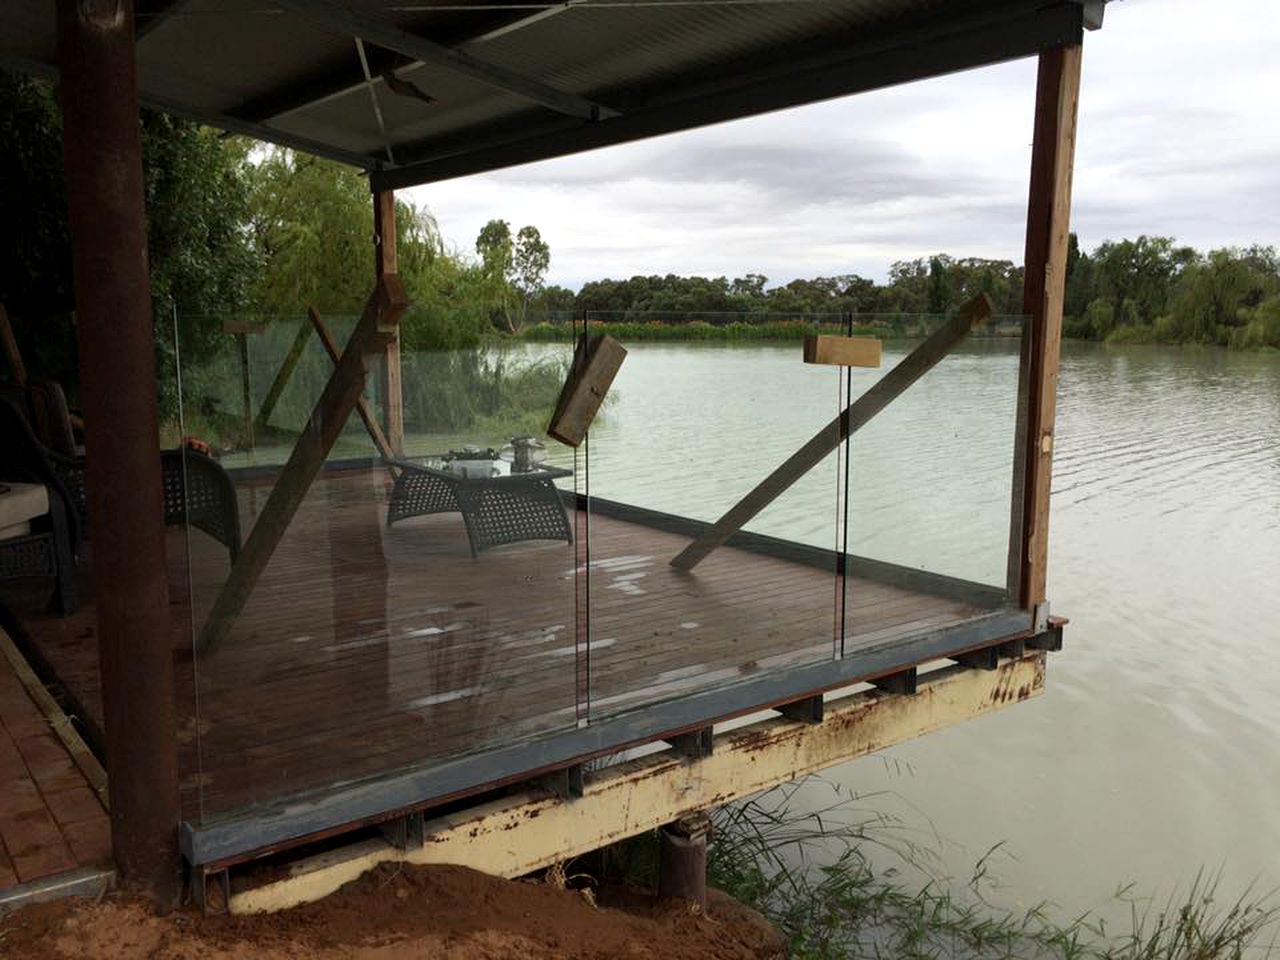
[0,383,242,565]
[0,397,80,613]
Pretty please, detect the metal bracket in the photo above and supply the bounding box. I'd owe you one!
[1032,601,1051,633]
[776,695,824,724]
[191,866,230,915]
[872,667,918,695]
[997,637,1026,659]
[667,726,714,760]
[538,763,585,801]
[952,646,999,671]
[1027,619,1065,652]
[379,810,425,850]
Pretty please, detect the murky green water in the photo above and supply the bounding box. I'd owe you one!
[578,339,1280,920]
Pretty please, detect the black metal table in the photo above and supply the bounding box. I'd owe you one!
[386,458,573,556]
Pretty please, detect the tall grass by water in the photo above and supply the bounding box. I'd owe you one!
[597,780,1277,960]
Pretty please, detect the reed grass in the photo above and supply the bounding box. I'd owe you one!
[596,780,1277,960]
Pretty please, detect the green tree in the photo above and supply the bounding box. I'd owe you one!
[512,225,550,329]
[475,219,515,331]
[0,70,260,417]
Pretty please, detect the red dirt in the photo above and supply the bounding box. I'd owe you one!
[0,863,787,959]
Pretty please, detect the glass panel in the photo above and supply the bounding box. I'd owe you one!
[583,313,847,720]
[176,306,580,824]
[840,313,1028,656]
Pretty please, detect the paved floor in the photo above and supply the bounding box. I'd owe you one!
[0,633,109,892]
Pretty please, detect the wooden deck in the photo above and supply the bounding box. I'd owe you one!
[0,468,995,826]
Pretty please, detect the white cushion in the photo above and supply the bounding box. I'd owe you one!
[0,483,50,535]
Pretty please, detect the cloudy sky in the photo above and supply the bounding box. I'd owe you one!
[404,0,1280,289]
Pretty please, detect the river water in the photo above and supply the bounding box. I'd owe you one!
[574,338,1280,922]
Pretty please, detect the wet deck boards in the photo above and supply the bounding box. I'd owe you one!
[2,469,991,824]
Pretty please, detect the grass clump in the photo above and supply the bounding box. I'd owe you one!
[665,780,1278,960]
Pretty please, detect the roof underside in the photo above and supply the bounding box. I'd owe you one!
[1,0,1089,191]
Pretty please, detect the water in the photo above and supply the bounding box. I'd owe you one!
[578,338,1280,921]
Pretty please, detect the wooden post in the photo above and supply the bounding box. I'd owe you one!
[0,304,27,385]
[55,0,181,907]
[237,332,254,450]
[671,294,992,572]
[1018,45,1081,612]
[373,190,404,456]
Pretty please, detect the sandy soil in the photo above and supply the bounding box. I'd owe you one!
[0,863,787,959]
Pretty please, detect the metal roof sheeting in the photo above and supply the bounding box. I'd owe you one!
[0,0,1089,188]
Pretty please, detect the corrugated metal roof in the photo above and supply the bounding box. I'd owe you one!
[0,0,1092,188]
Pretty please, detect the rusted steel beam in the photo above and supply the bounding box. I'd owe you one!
[373,190,404,456]
[228,652,1047,914]
[1019,45,1082,609]
[54,0,181,908]
[197,277,410,654]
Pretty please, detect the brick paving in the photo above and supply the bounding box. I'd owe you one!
[0,640,110,891]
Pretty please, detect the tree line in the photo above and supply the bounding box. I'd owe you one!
[5,67,1279,423]
[539,238,1280,350]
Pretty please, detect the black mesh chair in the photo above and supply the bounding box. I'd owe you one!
[1,388,241,571]
[0,398,80,613]
[161,449,242,563]
[49,449,241,564]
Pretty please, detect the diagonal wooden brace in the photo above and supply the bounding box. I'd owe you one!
[308,307,399,469]
[670,294,993,571]
[197,277,411,654]
[254,316,313,433]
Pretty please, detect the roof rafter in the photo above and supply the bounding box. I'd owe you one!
[272,0,620,121]
[228,2,566,125]
[372,1,1083,191]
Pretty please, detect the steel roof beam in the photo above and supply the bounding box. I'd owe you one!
[227,3,564,125]
[371,2,1083,191]
[273,0,619,121]
[0,51,382,170]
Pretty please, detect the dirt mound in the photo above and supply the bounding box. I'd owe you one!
[0,863,786,959]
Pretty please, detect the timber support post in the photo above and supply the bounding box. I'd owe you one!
[657,812,711,911]
[55,0,181,907]
[373,189,404,456]
[1018,44,1082,610]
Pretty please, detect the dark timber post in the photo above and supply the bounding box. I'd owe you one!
[55,0,181,906]
[373,190,404,456]
[657,813,710,911]
[1019,44,1081,614]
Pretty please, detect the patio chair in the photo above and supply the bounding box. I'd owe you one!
[0,383,242,564]
[0,397,80,613]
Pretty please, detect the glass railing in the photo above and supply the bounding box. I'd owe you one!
[173,304,581,825]
[169,301,1029,824]
[581,315,846,721]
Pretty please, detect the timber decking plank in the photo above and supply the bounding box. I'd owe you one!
[3,469,1002,822]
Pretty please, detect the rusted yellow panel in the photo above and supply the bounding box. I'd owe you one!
[230,653,1045,914]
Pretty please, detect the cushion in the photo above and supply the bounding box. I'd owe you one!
[0,482,49,536]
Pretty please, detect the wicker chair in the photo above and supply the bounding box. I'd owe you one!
[0,398,80,613]
[0,383,241,565]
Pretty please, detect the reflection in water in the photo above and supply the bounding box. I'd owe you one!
[579,339,1280,922]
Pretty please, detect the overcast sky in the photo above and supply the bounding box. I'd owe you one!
[404,0,1280,290]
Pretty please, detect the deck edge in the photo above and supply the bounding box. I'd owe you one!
[228,651,1047,914]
